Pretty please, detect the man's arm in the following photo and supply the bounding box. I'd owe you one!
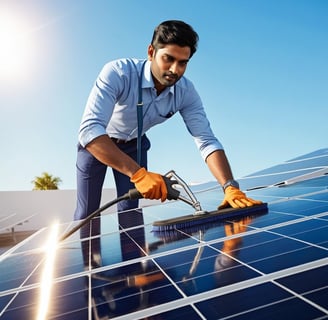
[86,135,141,178]
[205,149,234,186]
[86,135,169,201]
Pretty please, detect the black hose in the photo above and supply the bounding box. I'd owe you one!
[59,176,180,242]
[59,189,141,242]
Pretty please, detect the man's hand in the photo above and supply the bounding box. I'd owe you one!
[218,186,262,209]
[130,168,167,202]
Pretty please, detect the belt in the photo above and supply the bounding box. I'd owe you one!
[111,137,138,144]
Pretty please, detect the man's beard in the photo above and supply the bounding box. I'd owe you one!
[161,72,179,86]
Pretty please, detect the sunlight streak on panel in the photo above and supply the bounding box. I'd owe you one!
[36,222,59,320]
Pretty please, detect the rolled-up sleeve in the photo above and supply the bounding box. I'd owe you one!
[78,63,123,147]
[177,80,224,160]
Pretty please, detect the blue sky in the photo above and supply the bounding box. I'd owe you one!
[0,0,327,191]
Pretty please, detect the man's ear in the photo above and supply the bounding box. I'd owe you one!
[147,44,155,60]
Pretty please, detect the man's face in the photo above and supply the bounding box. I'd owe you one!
[148,44,191,93]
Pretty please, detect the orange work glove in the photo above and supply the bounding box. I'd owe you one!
[218,186,262,209]
[130,168,167,202]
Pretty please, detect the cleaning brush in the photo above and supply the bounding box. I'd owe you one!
[151,171,268,232]
[151,207,269,240]
[152,203,268,232]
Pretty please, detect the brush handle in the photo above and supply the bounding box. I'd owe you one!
[164,176,180,200]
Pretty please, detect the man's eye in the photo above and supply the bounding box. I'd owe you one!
[163,55,174,62]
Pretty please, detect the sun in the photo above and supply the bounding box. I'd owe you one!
[0,10,35,82]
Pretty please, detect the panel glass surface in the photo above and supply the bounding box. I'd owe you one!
[1,150,327,319]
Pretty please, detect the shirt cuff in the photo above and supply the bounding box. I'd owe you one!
[200,142,224,160]
[79,126,107,147]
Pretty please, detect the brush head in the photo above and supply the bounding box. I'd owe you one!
[152,203,268,232]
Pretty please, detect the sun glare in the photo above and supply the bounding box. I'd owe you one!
[0,10,35,82]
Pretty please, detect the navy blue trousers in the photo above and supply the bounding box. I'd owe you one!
[74,135,150,227]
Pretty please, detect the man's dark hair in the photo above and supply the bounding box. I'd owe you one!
[151,20,199,58]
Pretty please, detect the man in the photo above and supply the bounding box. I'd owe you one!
[74,20,261,223]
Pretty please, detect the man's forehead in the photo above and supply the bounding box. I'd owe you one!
[157,44,191,60]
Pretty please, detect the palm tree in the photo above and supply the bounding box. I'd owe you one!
[31,172,62,190]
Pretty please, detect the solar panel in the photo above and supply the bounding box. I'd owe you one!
[0,149,327,319]
[0,213,36,244]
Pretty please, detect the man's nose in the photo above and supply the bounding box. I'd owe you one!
[169,62,178,74]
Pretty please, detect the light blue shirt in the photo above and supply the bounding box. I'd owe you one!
[79,58,223,160]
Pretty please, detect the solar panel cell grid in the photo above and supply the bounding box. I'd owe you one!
[0,149,327,319]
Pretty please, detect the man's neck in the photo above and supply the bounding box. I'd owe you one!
[152,77,166,96]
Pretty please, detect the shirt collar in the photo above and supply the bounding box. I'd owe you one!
[143,60,175,95]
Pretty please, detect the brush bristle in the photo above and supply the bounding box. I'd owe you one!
[152,203,268,232]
